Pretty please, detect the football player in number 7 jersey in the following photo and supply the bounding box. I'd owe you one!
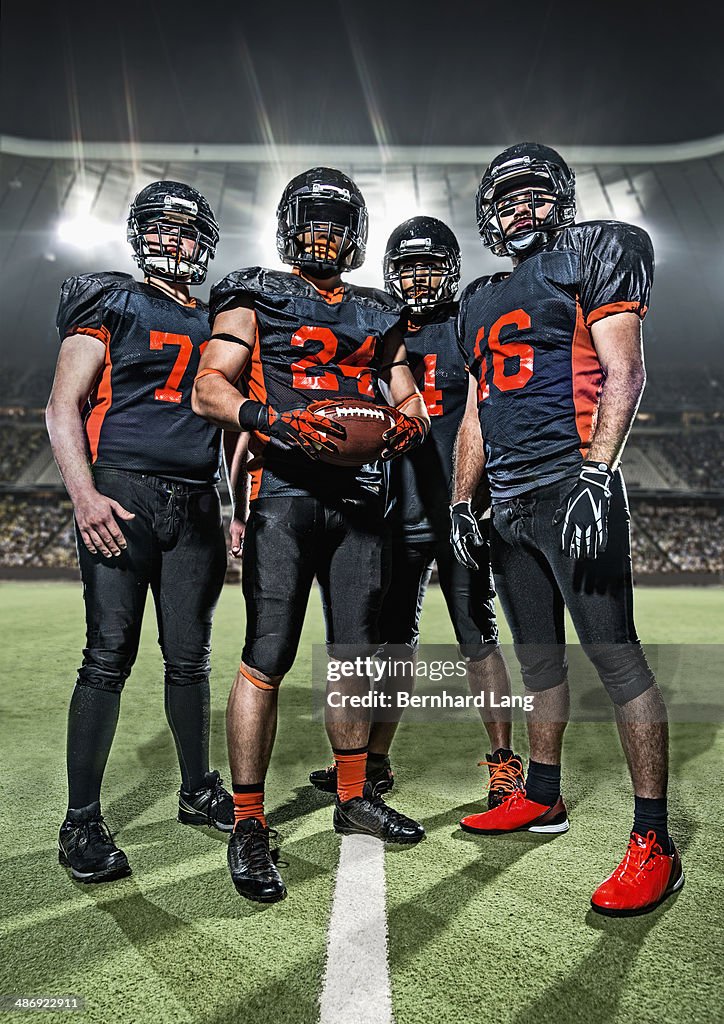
[47,181,234,886]
[309,216,524,809]
[452,143,682,916]
[193,167,429,904]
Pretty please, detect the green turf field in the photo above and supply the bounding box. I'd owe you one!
[1,582,722,1024]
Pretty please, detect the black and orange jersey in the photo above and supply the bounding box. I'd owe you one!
[388,303,468,542]
[209,266,407,502]
[457,220,653,500]
[56,272,221,483]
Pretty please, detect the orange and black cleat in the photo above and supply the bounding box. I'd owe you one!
[591,831,684,917]
[481,749,525,809]
[460,788,569,836]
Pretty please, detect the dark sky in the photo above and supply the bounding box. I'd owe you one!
[2,1,722,147]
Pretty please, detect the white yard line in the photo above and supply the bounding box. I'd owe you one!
[319,834,393,1024]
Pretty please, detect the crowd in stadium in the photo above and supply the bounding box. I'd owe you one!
[0,496,76,569]
[0,493,721,577]
[646,430,724,491]
[0,425,48,482]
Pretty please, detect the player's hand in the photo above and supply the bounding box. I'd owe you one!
[450,500,487,569]
[553,461,613,559]
[237,399,346,460]
[229,516,246,558]
[73,490,135,558]
[268,406,346,460]
[381,407,428,460]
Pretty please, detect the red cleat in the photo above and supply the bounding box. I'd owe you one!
[591,831,684,917]
[460,789,569,835]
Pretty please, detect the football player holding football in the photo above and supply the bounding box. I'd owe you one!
[310,216,523,807]
[46,181,234,884]
[452,143,682,916]
[193,168,429,903]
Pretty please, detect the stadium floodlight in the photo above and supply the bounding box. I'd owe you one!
[56,214,122,248]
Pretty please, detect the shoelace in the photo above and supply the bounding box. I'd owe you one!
[236,826,278,875]
[76,817,115,852]
[615,831,662,881]
[479,757,525,798]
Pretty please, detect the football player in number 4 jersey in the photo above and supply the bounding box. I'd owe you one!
[309,216,524,808]
[47,181,234,885]
[193,168,429,904]
[452,143,682,916]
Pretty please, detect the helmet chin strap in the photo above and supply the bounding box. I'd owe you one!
[505,229,547,258]
[299,261,341,280]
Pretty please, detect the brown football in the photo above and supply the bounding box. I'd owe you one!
[308,398,397,467]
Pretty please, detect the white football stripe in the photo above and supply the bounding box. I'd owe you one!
[319,835,393,1024]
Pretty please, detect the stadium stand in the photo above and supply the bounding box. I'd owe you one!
[0,138,722,580]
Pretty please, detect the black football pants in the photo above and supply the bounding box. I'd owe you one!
[490,469,655,705]
[68,467,227,806]
[241,493,389,677]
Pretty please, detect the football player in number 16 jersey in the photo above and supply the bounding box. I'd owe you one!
[47,180,234,886]
[452,143,682,916]
[193,168,430,904]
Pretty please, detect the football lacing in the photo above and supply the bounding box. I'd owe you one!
[327,405,387,419]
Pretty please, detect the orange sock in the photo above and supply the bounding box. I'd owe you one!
[334,749,367,802]
[232,787,266,829]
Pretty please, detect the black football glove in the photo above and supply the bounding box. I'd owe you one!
[450,500,487,570]
[553,461,613,559]
[238,400,346,460]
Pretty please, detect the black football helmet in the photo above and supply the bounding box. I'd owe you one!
[276,167,368,278]
[383,217,461,313]
[475,143,576,258]
[127,180,219,285]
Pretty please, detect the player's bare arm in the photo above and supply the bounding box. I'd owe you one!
[588,311,647,468]
[452,373,485,502]
[46,335,135,557]
[378,326,430,457]
[225,429,249,557]
[192,306,255,428]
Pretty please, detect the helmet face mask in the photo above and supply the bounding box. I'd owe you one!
[383,217,461,313]
[476,144,576,258]
[277,170,368,277]
[127,182,219,285]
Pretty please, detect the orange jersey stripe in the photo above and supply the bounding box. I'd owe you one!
[586,300,648,327]
[84,340,113,463]
[571,300,603,456]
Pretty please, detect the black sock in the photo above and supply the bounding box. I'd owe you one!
[367,751,389,767]
[165,680,210,793]
[525,760,561,806]
[66,684,121,812]
[633,796,671,853]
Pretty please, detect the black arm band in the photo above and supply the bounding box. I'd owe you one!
[237,400,268,432]
[378,358,410,372]
[210,333,255,353]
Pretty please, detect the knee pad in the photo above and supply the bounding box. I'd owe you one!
[164,665,210,687]
[515,645,568,692]
[242,636,296,680]
[462,641,500,664]
[76,657,130,694]
[583,642,656,706]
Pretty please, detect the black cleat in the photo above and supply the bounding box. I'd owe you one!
[482,749,525,810]
[58,802,131,884]
[178,770,234,832]
[227,818,286,903]
[309,756,394,796]
[333,783,424,845]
